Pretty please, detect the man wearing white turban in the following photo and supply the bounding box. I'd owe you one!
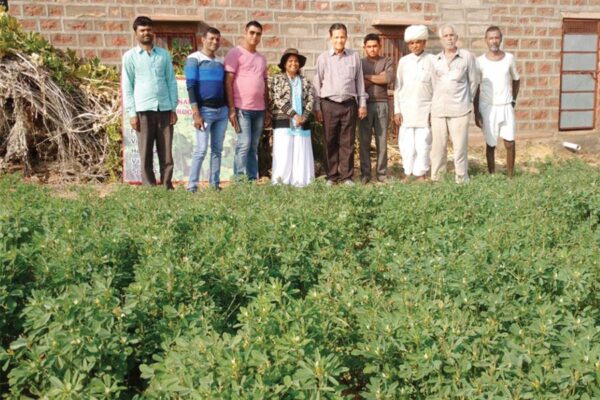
[430,24,478,183]
[394,24,435,182]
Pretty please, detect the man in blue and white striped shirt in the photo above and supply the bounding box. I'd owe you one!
[122,16,178,189]
[184,27,228,192]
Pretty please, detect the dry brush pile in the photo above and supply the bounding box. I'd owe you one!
[0,12,121,181]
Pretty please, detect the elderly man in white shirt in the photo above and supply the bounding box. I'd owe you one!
[430,24,478,183]
[474,26,520,178]
[394,25,435,182]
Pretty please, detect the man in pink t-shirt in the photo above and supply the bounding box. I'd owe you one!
[224,20,268,181]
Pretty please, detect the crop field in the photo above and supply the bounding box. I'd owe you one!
[1,162,599,399]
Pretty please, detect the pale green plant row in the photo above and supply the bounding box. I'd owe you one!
[1,162,599,399]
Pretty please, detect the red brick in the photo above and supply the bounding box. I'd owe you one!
[83,49,98,59]
[410,2,423,12]
[296,0,307,10]
[516,110,530,120]
[505,38,518,47]
[174,0,193,5]
[549,28,562,36]
[521,39,538,49]
[535,27,547,36]
[216,0,229,5]
[51,34,76,46]
[199,0,212,5]
[227,10,246,21]
[356,2,377,11]
[40,19,61,31]
[96,21,129,31]
[24,5,45,16]
[540,39,553,49]
[251,10,271,19]
[254,0,267,6]
[537,7,554,16]
[315,2,329,11]
[263,36,282,48]
[19,19,38,30]
[521,7,535,15]
[106,35,130,47]
[64,20,91,31]
[492,6,509,14]
[48,6,64,17]
[79,34,101,46]
[333,2,352,11]
[206,9,224,21]
[424,2,436,13]
[99,49,122,61]
[65,5,107,18]
[394,3,407,12]
[380,3,391,12]
[538,62,551,74]
[262,23,276,34]
[232,0,251,7]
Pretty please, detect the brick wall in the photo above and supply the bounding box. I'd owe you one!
[9,0,600,133]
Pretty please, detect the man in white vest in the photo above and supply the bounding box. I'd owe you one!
[474,26,520,178]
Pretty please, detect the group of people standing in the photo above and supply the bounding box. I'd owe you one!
[122,16,520,190]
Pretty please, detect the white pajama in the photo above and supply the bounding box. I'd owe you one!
[272,128,315,187]
[479,102,516,147]
[399,126,432,177]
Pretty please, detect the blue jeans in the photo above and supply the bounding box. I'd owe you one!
[234,109,265,180]
[187,105,229,189]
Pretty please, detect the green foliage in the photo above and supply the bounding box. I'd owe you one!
[170,40,193,76]
[1,162,599,398]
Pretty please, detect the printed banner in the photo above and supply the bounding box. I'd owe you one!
[122,78,237,184]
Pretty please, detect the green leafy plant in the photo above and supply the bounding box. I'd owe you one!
[1,162,599,398]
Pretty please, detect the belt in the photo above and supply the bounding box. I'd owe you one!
[323,97,355,105]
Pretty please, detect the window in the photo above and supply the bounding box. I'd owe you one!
[151,20,206,53]
[559,19,599,131]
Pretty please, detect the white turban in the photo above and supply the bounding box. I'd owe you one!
[404,25,428,42]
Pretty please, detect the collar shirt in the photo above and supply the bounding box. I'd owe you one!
[394,52,435,127]
[122,45,178,117]
[361,56,393,102]
[313,47,367,112]
[476,52,520,105]
[431,48,478,118]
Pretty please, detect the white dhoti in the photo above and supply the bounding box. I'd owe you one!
[479,102,516,147]
[398,126,432,177]
[272,128,315,187]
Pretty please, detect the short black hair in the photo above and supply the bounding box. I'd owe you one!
[204,27,221,37]
[246,20,263,31]
[363,33,380,44]
[133,16,153,32]
[329,23,347,36]
[485,25,502,38]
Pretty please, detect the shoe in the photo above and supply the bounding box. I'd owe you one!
[326,180,334,187]
[343,179,354,186]
[187,187,197,193]
[360,176,370,184]
[377,176,387,183]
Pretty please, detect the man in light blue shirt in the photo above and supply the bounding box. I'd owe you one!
[122,16,178,189]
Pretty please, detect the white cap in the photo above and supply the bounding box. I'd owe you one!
[404,25,428,41]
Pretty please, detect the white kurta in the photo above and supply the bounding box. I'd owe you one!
[394,52,435,176]
[477,53,520,147]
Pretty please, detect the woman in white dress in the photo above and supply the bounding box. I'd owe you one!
[268,48,315,187]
